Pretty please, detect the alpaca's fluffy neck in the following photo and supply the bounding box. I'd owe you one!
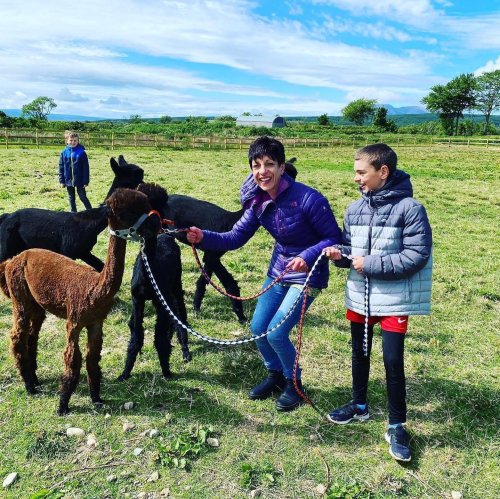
[96,231,127,300]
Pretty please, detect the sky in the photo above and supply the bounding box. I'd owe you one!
[0,0,499,118]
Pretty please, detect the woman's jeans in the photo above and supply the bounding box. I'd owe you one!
[250,277,316,380]
[351,321,407,424]
[67,186,92,212]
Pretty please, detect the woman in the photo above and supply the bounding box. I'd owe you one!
[187,137,341,412]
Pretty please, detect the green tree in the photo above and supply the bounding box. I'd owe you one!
[474,70,500,134]
[372,107,398,132]
[317,113,330,126]
[159,115,172,123]
[129,114,142,123]
[342,98,377,125]
[214,115,236,122]
[0,110,14,128]
[21,96,57,121]
[422,73,477,136]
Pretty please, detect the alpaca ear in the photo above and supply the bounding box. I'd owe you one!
[106,191,119,213]
[110,157,119,174]
[118,155,127,166]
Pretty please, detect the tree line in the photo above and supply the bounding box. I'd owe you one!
[331,71,499,136]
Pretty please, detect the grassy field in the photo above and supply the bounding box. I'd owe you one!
[0,145,498,498]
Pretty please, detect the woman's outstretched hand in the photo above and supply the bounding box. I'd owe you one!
[186,226,204,244]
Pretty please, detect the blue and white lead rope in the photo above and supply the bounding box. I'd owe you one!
[141,241,370,356]
[140,244,326,346]
[329,252,370,358]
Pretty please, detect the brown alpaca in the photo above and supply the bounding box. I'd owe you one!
[0,188,161,415]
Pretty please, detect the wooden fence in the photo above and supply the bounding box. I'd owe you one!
[1,128,499,150]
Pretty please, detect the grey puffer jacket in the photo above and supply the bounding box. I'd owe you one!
[336,169,432,316]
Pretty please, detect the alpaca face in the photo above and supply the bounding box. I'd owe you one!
[107,189,161,237]
[105,156,145,200]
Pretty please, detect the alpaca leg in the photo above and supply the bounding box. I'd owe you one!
[209,255,247,324]
[27,306,46,387]
[58,322,83,415]
[10,302,38,394]
[193,266,212,312]
[172,280,191,362]
[86,323,104,405]
[118,293,146,381]
[153,304,174,379]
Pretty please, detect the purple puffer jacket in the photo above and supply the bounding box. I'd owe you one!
[201,177,341,289]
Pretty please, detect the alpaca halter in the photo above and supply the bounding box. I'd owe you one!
[109,211,154,241]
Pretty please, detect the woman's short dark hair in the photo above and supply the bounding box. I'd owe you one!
[248,136,285,167]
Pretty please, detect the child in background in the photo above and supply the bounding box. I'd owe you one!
[324,143,432,462]
[59,132,92,212]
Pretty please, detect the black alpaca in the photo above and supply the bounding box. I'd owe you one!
[164,158,298,323]
[0,155,144,271]
[119,184,191,381]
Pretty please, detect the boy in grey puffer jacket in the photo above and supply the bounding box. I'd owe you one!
[324,143,432,462]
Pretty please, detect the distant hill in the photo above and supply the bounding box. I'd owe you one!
[379,104,428,115]
[1,109,108,121]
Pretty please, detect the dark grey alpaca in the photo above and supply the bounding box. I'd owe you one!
[0,155,144,271]
[164,158,298,323]
[119,183,191,381]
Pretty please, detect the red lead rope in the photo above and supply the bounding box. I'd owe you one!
[190,243,291,301]
[163,223,325,418]
[292,284,324,417]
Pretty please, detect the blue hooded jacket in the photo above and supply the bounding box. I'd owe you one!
[201,175,342,289]
[58,143,90,187]
[336,169,433,315]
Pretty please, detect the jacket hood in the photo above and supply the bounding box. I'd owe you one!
[362,168,413,207]
[240,171,295,208]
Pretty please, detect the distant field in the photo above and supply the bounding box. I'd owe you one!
[0,146,498,498]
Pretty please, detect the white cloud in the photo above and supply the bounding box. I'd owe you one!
[474,56,500,75]
[311,0,442,28]
[443,14,500,50]
[0,0,495,116]
[59,88,89,102]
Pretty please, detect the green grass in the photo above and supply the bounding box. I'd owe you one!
[0,146,499,498]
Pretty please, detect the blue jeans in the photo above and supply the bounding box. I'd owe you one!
[250,277,316,380]
[67,186,92,212]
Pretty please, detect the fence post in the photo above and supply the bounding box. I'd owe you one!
[35,129,39,149]
[4,128,8,149]
[224,137,227,150]
[467,138,470,148]
[486,139,489,148]
[111,132,115,151]
[352,138,355,148]
[448,137,451,148]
